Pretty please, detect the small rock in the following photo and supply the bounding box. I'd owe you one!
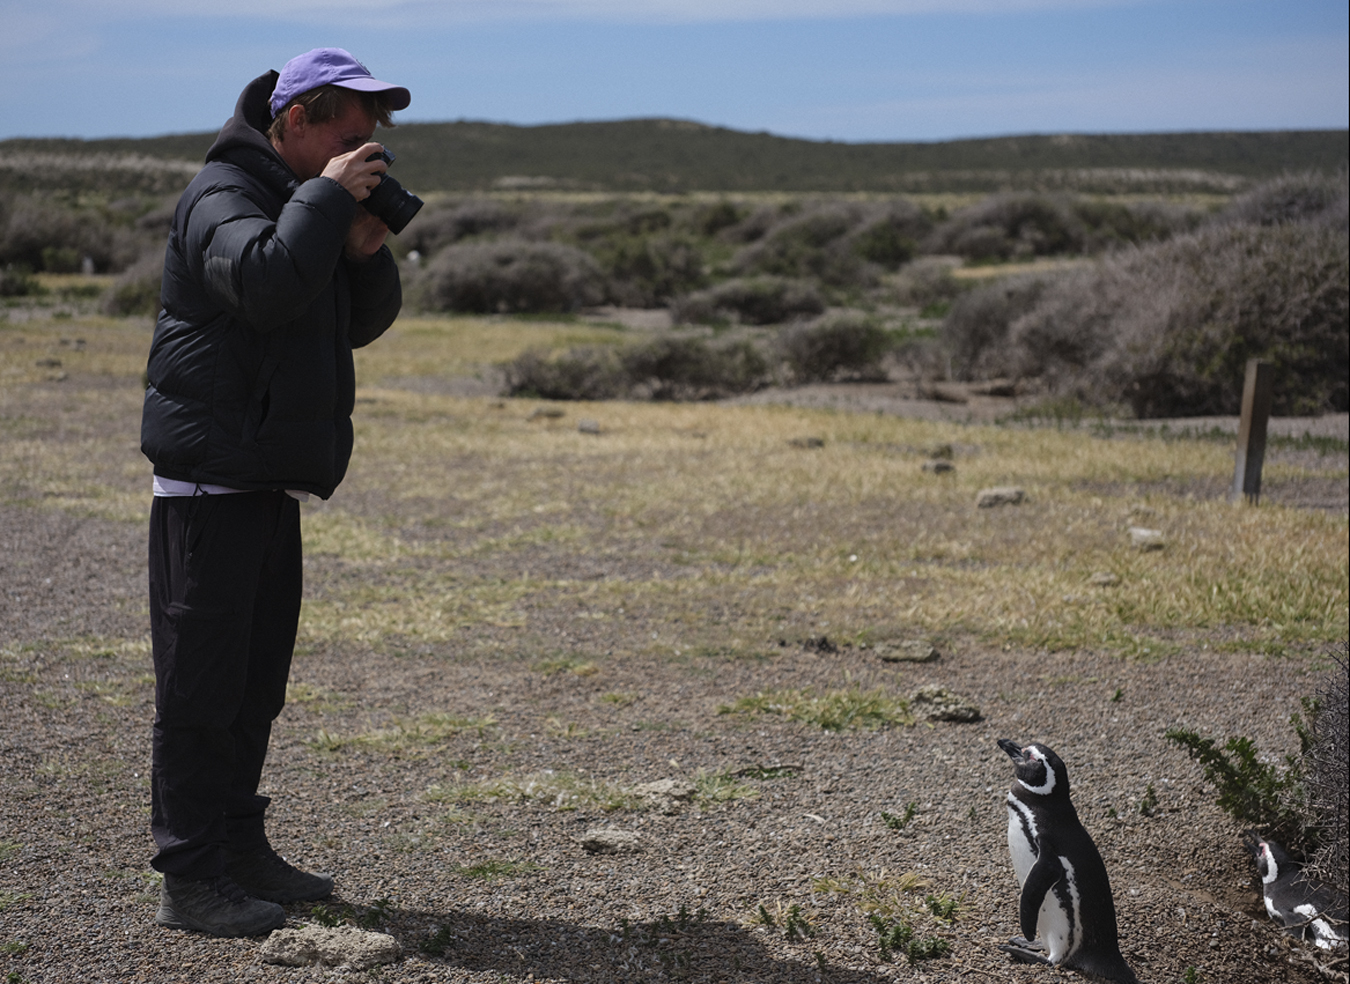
[909,685,981,723]
[789,437,825,449]
[1088,572,1120,587]
[1129,527,1165,550]
[922,459,954,474]
[578,419,600,435]
[633,778,696,814]
[579,828,644,855]
[876,640,940,663]
[976,486,1025,508]
[527,407,564,421]
[260,925,401,970]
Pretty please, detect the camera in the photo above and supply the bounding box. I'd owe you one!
[362,148,423,235]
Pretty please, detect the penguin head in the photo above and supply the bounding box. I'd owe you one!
[998,738,1070,800]
[1246,835,1294,886]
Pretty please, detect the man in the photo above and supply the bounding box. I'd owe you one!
[140,48,409,937]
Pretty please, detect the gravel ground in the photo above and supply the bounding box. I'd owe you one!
[2,372,1346,984]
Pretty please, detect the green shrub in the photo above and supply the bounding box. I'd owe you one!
[416,239,605,314]
[1164,725,1310,852]
[926,193,1084,261]
[777,313,892,383]
[940,275,1049,380]
[0,265,38,297]
[1014,221,1348,416]
[672,276,825,326]
[101,252,163,317]
[733,204,874,288]
[403,198,518,256]
[502,347,624,400]
[594,234,705,308]
[502,335,768,401]
[1218,171,1348,228]
[621,336,767,399]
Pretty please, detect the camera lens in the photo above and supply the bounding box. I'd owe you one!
[363,174,423,235]
[361,149,424,235]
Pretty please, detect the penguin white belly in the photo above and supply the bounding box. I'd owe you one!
[1006,798,1038,887]
[1039,856,1082,964]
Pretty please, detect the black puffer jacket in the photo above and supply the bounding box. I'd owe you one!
[141,70,401,499]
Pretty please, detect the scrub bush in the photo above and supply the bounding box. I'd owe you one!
[941,275,1050,381]
[417,239,605,314]
[925,193,1084,261]
[502,336,768,401]
[0,265,39,297]
[592,234,705,308]
[102,251,163,317]
[777,313,892,383]
[1218,171,1348,228]
[1305,647,1348,898]
[1011,221,1348,416]
[502,347,624,400]
[403,198,518,256]
[672,276,825,326]
[733,204,874,288]
[620,336,768,400]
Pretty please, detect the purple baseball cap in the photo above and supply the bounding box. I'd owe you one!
[269,47,411,118]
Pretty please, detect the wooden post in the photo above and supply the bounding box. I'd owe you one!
[1232,359,1274,504]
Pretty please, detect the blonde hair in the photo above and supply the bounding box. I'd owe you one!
[267,85,395,142]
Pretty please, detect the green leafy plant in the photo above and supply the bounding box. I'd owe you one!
[1164,726,1308,849]
[881,802,918,830]
[867,914,950,964]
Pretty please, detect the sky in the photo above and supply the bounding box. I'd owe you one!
[1,0,1346,144]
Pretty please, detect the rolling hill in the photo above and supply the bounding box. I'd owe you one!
[1,119,1345,196]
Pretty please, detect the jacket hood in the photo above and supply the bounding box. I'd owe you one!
[205,70,297,197]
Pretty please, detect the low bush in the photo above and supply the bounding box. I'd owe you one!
[416,239,605,314]
[102,251,164,317]
[672,276,825,326]
[403,198,519,256]
[0,265,39,297]
[502,347,624,400]
[0,191,152,273]
[592,234,705,308]
[1305,646,1348,897]
[777,313,892,383]
[941,275,1050,380]
[621,336,768,400]
[733,203,875,288]
[502,335,769,401]
[1218,171,1348,228]
[925,194,1084,262]
[1016,221,1347,416]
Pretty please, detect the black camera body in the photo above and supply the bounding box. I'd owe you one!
[363,148,423,235]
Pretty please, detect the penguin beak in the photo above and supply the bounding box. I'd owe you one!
[997,738,1025,761]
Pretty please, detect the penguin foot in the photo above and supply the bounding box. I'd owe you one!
[999,939,1052,965]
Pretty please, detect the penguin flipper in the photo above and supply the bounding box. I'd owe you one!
[1019,855,1065,942]
[999,941,1052,965]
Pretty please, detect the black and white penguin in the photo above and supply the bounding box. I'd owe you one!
[997,738,1139,984]
[1247,835,1348,950]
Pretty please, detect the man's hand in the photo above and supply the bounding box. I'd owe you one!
[345,208,389,261]
[321,142,387,202]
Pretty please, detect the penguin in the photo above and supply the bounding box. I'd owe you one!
[1246,834,1348,950]
[997,738,1139,984]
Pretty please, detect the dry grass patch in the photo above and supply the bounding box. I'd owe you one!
[307,712,496,755]
[720,687,914,731]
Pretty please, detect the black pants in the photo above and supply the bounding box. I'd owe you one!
[148,490,302,879]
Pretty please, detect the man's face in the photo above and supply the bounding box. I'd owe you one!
[281,97,377,181]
